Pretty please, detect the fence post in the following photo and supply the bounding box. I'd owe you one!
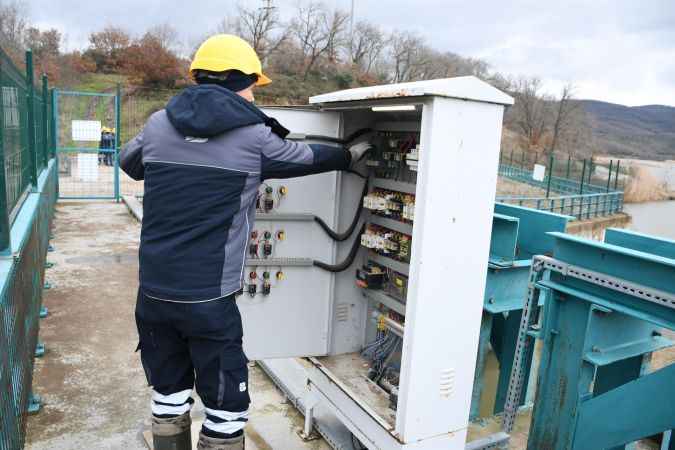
[579,159,586,195]
[41,74,48,168]
[587,157,594,184]
[0,90,11,256]
[49,88,56,158]
[510,148,514,166]
[565,155,571,180]
[114,83,121,202]
[545,153,554,198]
[25,50,38,189]
[606,160,613,192]
[521,150,525,169]
[614,160,621,190]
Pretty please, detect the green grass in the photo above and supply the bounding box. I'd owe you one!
[66,73,127,93]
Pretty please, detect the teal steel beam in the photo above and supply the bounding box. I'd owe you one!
[606,160,614,192]
[491,309,532,415]
[573,364,675,450]
[490,213,519,266]
[548,232,675,327]
[495,203,572,258]
[604,228,675,260]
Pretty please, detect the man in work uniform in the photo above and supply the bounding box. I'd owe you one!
[120,34,371,450]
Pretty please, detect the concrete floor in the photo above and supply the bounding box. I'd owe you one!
[24,201,673,450]
[26,202,329,450]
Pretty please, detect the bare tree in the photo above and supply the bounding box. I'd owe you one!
[147,24,179,52]
[291,2,349,79]
[0,1,28,58]
[388,31,427,82]
[507,76,551,152]
[349,20,384,74]
[222,0,288,64]
[550,83,584,154]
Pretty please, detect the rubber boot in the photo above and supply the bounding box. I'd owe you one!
[152,412,192,450]
[197,431,245,450]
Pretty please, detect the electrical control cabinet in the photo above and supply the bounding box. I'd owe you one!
[238,77,513,450]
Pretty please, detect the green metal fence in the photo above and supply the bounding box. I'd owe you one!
[498,149,626,220]
[55,87,120,200]
[0,47,57,450]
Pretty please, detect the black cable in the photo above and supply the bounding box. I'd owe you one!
[301,128,372,145]
[313,224,365,272]
[314,180,368,241]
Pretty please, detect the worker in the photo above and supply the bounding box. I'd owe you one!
[120,34,371,450]
[98,127,109,165]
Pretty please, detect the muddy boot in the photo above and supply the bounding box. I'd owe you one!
[152,412,192,450]
[197,432,244,450]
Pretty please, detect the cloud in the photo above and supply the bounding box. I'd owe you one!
[24,0,675,106]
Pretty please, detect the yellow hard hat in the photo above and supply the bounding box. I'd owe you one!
[190,34,271,86]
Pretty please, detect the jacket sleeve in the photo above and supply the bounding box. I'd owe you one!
[259,126,351,180]
[120,129,145,181]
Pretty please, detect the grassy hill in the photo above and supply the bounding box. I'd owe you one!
[581,100,675,160]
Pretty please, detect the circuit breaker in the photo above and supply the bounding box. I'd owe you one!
[237,77,513,450]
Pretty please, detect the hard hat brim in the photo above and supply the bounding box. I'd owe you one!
[256,72,272,86]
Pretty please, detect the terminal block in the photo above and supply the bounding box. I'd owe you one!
[363,188,415,223]
[361,224,411,263]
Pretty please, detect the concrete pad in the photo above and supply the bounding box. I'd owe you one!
[25,201,328,450]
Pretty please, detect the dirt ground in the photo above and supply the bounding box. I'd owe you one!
[25,202,329,450]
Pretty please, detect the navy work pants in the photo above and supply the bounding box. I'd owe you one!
[135,290,250,436]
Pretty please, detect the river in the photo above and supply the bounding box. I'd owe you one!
[624,200,675,240]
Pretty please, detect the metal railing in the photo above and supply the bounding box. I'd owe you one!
[496,191,624,220]
[0,46,57,450]
[497,150,626,220]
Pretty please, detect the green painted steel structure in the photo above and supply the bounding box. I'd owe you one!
[470,204,573,420]
[0,47,57,450]
[502,231,675,450]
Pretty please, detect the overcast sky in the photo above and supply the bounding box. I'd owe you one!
[27,0,675,107]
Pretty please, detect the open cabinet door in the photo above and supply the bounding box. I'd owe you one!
[238,107,342,360]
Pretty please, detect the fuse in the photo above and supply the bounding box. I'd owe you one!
[276,270,284,281]
[262,281,271,295]
[247,284,257,296]
[276,230,285,241]
[248,243,259,257]
[263,242,273,257]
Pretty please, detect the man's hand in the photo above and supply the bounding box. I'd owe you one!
[348,141,373,167]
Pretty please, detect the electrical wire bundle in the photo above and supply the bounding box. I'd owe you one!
[361,329,401,381]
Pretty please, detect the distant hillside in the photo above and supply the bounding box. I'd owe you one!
[581,100,675,160]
